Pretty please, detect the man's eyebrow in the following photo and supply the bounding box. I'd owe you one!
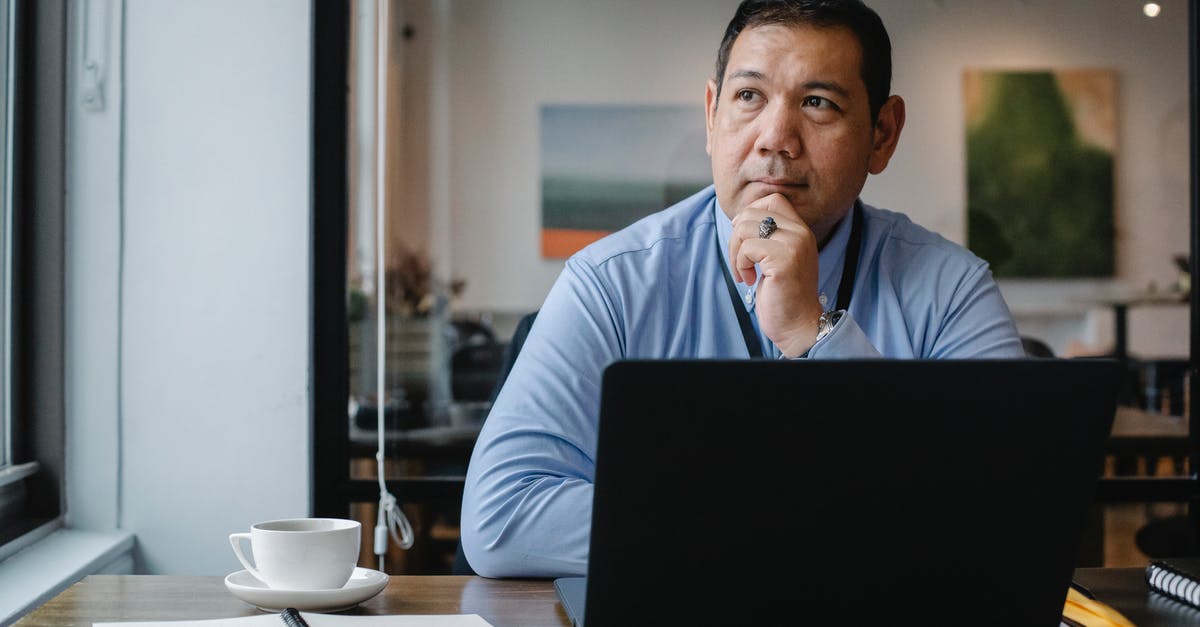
[727,69,766,82]
[726,71,854,99]
[802,80,852,97]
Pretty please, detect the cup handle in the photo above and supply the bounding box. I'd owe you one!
[228,532,265,584]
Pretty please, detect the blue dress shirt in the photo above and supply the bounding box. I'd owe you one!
[460,185,1024,578]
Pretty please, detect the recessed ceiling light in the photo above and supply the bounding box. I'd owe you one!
[1143,2,1162,18]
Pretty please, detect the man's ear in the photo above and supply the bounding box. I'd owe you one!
[704,79,718,156]
[867,95,905,175]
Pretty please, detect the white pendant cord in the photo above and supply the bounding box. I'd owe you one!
[374,0,414,572]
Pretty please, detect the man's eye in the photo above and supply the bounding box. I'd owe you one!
[802,95,839,110]
[735,90,758,102]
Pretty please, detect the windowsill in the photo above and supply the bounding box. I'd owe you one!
[0,527,134,625]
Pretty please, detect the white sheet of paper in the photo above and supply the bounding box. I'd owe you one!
[94,613,492,627]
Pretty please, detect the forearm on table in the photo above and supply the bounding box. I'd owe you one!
[461,263,616,578]
[460,452,593,578]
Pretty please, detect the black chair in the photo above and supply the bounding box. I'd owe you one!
[452,311,538,576]
[1020,335,1055,359]
[1132,357,1189,416]
[450,343,506,403]
[487,311,538,404]
[451,319,497,348]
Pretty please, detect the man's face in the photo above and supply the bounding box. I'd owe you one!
[705,23,890,239]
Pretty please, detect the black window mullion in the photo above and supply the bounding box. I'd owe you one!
[311,0,351,520]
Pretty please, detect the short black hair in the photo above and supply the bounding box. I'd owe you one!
[714,0,893,121]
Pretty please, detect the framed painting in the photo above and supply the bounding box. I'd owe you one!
[965,69,1116,277]
[540,104,711,258]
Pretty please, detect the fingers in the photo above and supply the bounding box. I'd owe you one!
[725,193,826,356]
[734,238,772,285]
[728,193,810,284]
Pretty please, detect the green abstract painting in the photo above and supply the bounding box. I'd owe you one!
[965,70,1115,277]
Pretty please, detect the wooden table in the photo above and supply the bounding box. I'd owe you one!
[1109,405,1189,457]
[14,576,570,627]
[1074,291,1187,361]
[17,570,1200,626]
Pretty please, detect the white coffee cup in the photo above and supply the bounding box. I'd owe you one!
[229,518,361,590]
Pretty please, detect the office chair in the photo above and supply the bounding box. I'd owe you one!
[1131,358,1189,416]
[1020,335,1055,359]
[450,342,506,403]
[451,319,497,348]
[452,311,539,576]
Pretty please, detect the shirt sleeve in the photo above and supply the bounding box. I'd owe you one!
[808,260,1024,359]
[460,256,620,578]
[922,262,1025,358]
[803,311,881,358]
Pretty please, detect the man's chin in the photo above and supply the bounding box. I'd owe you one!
[746,181,808,201]
[739,188,810,214]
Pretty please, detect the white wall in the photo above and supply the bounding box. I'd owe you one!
[81,0,312,575]
[421,0,1190,357]
[433,0,742,312]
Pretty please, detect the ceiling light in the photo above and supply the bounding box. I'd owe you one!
[1143,2,1161,18]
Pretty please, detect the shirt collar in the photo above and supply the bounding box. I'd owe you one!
[713,197,856,313]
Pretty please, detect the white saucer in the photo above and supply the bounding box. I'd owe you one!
[224,567,389,612]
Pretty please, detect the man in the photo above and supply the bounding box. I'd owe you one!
[461,0,1024,578]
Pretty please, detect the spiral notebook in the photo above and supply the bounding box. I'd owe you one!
[559,358,1121,626]
[1146,557,1200,609]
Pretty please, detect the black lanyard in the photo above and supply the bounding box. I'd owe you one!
[718,201,864,358]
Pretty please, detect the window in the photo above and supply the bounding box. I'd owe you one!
[0,0,12,473]
[0,2,134,617]
[0,0,29,550]
[0,0,66,557]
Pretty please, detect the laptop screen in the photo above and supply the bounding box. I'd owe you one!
[581,359,1121,625]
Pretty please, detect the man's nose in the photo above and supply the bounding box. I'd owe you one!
[754,102,803,159]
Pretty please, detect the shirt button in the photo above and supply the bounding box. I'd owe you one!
[743,292,753,305]
[819,293,828,307]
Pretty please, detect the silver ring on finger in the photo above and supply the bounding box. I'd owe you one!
[758,216,778,239]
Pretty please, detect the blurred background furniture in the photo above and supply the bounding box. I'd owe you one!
[1021,335,1055,359]
[1126,357,1194,559]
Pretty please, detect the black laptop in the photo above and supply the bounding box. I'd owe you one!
[555,358,1122,626]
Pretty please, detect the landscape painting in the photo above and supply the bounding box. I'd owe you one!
[965,69,1116,277]
[540,104,712,258]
